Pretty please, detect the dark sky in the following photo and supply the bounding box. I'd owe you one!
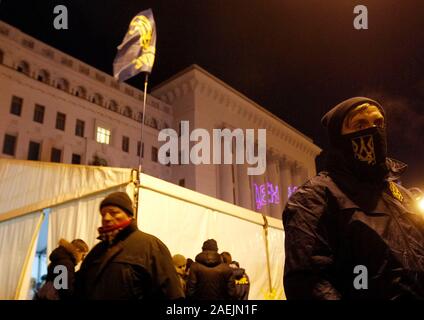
[0,0,423,189]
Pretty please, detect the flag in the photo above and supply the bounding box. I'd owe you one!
[113,9,156,82]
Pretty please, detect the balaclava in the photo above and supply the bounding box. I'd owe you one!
[321,97,388,183]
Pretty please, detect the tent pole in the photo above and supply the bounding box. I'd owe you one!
[262,215,273,296]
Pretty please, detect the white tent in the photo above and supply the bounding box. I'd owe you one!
[0,159,285,300]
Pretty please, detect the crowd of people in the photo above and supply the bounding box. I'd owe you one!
[34,96,424,300]
[35,192,250,300]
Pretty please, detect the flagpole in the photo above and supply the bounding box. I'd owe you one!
[139,72,149,173]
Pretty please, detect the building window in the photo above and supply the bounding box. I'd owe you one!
[33,104,45,123]
[28,141,40,161]
[75,119,85,137]
[72,153,81,164]
[61,57,73,67]
[137,141,144,157]
[56,78,69,92]
[75,86,87,98]
[37,69,50,84]
[2,134,17,156]
[10,96,23,116]
[137,112,143,123]
[42,48,54,59]
[123,106,133,118]
[17,60,30,75]
[92,93,103,106]
[122,136,130,153]
[179,179,185,187]
[151,146,158,162]
[79,65,89,75]
[50,148,62,163]
[22,39,35,49]
[56,112,66,131]
[108,100,118,112]
[96,127,111,144]
[146,117,158,129]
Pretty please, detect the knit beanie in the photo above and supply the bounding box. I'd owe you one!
[99,192,134,216]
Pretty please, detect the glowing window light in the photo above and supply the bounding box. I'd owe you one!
[96,127,111,144]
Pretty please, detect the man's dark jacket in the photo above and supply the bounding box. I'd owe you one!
[283,159,424,299]
[75,220,184,300]
[187,250,236,300]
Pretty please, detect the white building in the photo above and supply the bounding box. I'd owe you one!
[0,20,321,219]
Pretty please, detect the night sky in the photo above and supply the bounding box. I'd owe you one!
[0,0,423,189]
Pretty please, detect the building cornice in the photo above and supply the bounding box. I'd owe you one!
[152,65,322,158]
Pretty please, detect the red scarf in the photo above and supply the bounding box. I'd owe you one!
[98,219,132,234]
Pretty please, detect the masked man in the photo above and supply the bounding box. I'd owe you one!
[75,192,184,300]
[283,97,424,299]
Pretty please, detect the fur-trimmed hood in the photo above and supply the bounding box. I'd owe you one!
[49,239,79,264]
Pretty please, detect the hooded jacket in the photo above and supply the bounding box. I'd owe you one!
[230,264,250,300]
[186,250,236,300]
[283,97,424,299]
[75,220,184,300]
[41,239,79,300]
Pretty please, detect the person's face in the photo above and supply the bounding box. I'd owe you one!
[341,104,384,135]
[175,263,186,276]
[100,205,131,228]
[75,249,87,264]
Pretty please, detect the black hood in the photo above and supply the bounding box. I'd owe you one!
[231,267,246,280]
[195,250,222,268]
[321,96,385,148]
[49,245,76,265]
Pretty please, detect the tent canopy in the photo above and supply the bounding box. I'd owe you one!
[0,159,285,300]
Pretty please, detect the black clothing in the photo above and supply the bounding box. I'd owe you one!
[283,162,424,299]
[75,220,184,300]
[187,250,235,300]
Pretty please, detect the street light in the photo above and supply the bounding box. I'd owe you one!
[419,197,424,212]
[409,187,424,214]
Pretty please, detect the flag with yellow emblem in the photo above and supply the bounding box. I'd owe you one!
[113,9,156,82]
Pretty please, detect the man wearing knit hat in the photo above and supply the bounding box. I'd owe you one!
[75,192,184,300]
[283,97,424,300]
[187,239,235,300]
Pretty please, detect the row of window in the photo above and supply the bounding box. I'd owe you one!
[10,95,85,136]
[6,56,166,129]
[2,133,163,164]
[8,95,167,161]
[3,134,82,164]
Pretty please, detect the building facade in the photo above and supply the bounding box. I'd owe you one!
[0,20,321,218]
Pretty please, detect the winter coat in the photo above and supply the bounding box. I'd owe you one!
[231,266,250,300]
[283,159,424,299]
[187,250,236,300]
[38,239,78,300]
[75,220,184,300]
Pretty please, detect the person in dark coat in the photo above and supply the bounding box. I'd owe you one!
[187,239,235,300]
[283,97,424,300]
[75,192,184,300]
[221,252,250,300]
[36,238,88,300]
[230,261,250,300]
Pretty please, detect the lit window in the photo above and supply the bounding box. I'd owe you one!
[96,127,111,144]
